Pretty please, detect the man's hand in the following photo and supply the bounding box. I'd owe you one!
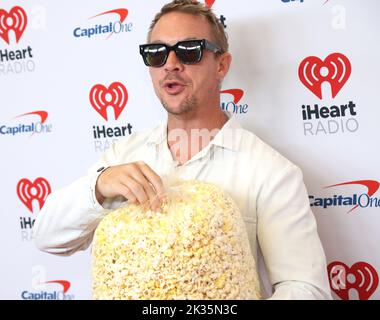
[95,161,164,211]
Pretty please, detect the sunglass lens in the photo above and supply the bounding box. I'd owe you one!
[177,41,202,64]
[143,45,167,67]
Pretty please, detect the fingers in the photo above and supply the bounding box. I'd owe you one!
[117,182,137,204]
[124,175,151,207]
[116,162,163,210]
[131,162,164,210]
[137,161,165,197]
[96,162,164,211]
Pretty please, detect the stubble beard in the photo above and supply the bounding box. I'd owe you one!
[160,94,198,116]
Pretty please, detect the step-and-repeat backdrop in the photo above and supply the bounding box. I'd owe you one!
[1,0,379,300]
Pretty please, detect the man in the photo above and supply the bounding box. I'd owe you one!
[33,0,332,299]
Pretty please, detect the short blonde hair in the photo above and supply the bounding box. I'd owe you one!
[148,0,228,53]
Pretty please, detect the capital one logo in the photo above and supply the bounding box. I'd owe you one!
[0,110,51,137]
[220,89,248,114]
[89,82,128,121]
[325,180,380,213]
[42,280,71,293]
[281,1,334,5]
[22,279,74,300]
[309,180,380,213]
[90,8,128,23]
[298,53,351,99]
[205,0,216,8]
[17,177,51,213]
[221,89,244,104]
[15,110,48,124]
[73,8,132,39]
[328,261,379,300]
[0,6,27,44]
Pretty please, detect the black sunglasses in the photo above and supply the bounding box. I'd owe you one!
[139,39,223,67]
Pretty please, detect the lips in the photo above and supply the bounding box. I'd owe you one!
[162,80,186,95]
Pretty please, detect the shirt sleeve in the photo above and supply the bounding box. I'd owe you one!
[256,164,332,300]
[32,143,122,256]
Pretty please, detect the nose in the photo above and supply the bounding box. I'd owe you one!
[164,50,183,72]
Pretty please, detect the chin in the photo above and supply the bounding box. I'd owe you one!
[163,104,190,116]
[161,95,197,116]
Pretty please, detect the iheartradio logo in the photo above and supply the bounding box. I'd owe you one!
[0,6,27,44]
[17,177,51,213]
[328,261,379,300]
[89,82,128,121]
[298,53,351,99]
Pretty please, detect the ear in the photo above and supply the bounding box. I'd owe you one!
[217,52,232,80]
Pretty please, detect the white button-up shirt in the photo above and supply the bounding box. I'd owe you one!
[33,113,332,300]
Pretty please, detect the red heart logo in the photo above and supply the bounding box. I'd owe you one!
[328,261,378,300]
[205,0,216,8]
[298,53,351,99]
[17,178,51,213]
[89,82,128,121]
[0,6,28,44]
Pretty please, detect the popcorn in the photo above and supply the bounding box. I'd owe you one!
[92,180,262,300]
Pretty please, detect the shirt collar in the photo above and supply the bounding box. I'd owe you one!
[146,119,168,146]
[210,112,242,152]
[146,111,243,152]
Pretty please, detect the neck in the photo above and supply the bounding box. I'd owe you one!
[166,107,229,165]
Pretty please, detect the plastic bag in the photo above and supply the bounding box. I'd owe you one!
[92,178,262,300]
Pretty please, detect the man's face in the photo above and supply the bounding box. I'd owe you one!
[148,12,224,116]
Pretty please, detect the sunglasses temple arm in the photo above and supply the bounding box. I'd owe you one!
[204,40,222,53]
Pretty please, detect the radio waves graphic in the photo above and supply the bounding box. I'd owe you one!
[328,261,379,300]
[89,82,128,121]
[17,178,51,213]
[298,53,351,99]
[0,6,27,44]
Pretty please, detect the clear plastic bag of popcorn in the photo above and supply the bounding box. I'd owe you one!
[92,179,262,300]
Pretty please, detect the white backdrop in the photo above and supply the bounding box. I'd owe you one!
[1,0,379,300]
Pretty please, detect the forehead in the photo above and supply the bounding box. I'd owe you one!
[150,12,213,44]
